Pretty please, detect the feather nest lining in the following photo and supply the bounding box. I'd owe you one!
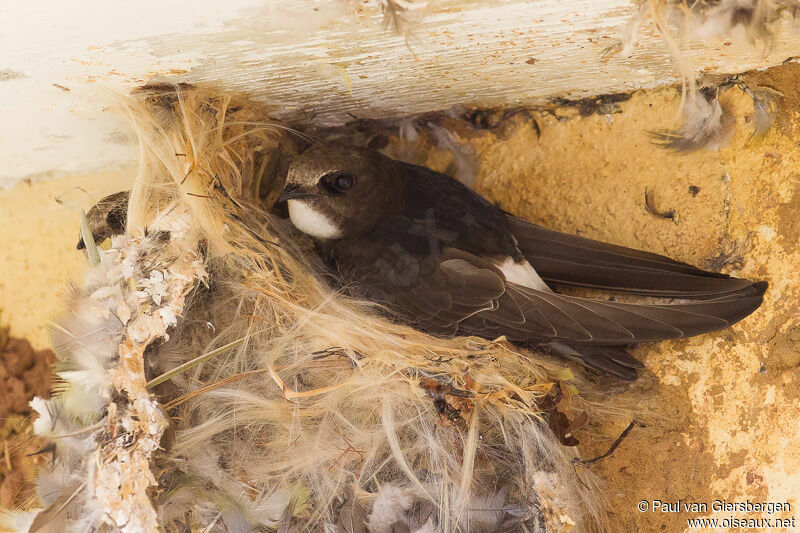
[611,0,796,151]
[6,86,622,532]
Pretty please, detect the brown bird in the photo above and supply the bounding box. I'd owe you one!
[76,191,128,250]
[276,143,767,380]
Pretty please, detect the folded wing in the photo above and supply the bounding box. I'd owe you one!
[467,281,766,345]
[371,245,765,343]
[506,216,762,298]
[340,225,766,379]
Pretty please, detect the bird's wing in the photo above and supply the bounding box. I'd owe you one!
[341,243,765,345]
[506,215,763,298]
[330,210,765,379]
[347,246,509,337]
[462,280,766,345]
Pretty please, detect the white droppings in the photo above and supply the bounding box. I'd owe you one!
[765,385,776,405]
[759,225,776,241]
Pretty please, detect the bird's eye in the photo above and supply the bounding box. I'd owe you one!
[323,171,356,193]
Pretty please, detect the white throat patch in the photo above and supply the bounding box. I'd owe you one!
[287,199,343,240]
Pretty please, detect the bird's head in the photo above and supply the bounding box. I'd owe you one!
[277,144,404,240]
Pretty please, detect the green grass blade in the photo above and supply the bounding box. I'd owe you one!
[79,209,101,266]
[146,336,248,389]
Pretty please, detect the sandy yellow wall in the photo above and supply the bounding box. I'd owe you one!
[0,168,134,349]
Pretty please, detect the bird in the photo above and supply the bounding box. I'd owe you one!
[76,191,129,250]
[276,143,767,380]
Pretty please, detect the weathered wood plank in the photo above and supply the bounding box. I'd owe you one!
[1,0,799,185]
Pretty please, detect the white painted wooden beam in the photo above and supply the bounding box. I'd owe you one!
[2,0,800,187]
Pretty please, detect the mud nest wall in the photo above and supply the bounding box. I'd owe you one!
[0,324,54,510]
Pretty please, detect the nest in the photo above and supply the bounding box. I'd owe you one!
[3,86,625,532]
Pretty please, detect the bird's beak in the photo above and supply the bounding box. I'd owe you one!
[276,183,313,205]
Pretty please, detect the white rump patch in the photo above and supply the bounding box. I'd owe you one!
[495,256,550,291]
[287,199,342,240]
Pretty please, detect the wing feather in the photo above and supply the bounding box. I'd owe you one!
[356,245,765,346]
[466,282,765,344]
[507,216,761,297]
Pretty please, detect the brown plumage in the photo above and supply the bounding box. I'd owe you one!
[278,143,767,380]
[76,191,129,249]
